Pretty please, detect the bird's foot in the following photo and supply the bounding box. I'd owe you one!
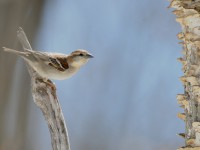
[44,79,56,91]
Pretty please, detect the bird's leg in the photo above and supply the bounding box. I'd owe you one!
[35,77,56,91]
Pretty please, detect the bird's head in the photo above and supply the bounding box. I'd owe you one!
[69,49,93,67]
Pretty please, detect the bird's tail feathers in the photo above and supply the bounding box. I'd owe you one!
[2,47,28,56]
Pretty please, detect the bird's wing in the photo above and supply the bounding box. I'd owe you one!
[24,48,48,59]
[48,55,69,72]
[24,49,69,72]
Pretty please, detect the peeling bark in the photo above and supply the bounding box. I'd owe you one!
[170,0,200,149]
[17,28,70,150]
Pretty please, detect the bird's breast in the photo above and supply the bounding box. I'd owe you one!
[46,66,79,80]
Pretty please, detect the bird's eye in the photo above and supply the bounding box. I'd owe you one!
[79,53,84,56]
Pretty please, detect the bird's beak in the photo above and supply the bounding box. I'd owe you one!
[87,54,94,58]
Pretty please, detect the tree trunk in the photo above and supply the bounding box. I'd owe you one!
[0,0,44,150]
[170,0,200,149]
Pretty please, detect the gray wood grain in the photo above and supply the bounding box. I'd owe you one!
[17,27,70,150]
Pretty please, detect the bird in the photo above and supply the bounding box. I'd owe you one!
[2,47,93,80]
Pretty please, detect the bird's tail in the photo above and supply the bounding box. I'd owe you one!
[2,47,28,56]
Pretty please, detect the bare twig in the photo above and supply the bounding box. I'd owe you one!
[17,27,70,150]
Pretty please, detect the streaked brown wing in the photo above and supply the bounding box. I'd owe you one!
[48,57,69,72]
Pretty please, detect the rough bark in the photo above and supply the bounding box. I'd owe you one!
[170,0,200,149]
[17,28,70,150]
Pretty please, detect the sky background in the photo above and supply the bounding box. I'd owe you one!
[23,0,184,150]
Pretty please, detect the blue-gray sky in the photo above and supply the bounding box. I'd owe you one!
[29,0,184,150]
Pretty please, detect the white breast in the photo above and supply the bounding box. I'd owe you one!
[28,60,79,80]
[42,67,79,80]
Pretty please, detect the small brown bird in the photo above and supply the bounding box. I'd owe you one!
[3,47,93,80]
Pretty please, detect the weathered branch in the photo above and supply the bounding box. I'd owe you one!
[170,0,200,149]
[17,27,70,150]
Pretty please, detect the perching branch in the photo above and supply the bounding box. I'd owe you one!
[17,27,70,150]
[170,0,200,149]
